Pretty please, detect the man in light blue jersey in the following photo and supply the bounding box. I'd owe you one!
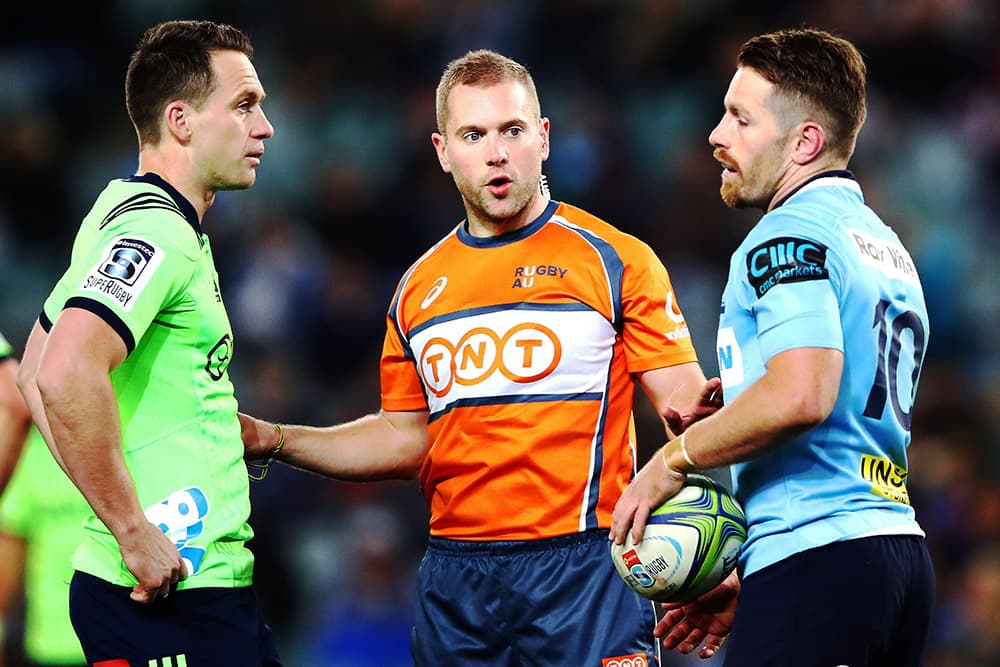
[16,20,281,666]
[611,28,934,666]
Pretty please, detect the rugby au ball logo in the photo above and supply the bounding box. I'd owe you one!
[99,238,156,285]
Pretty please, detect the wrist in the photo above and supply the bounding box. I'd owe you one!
[664,431,699,473]
[268,422,285,460]
[660,445,686,481]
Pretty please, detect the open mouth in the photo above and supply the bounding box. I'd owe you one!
[487,176,512,195]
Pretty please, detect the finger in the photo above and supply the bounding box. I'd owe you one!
[610,498,637,545]
[662,617,694,649]
[677,627,706,654]
[661,405,683,435]
[699,633,726,659]
[630,503,650,545]
[130,585,154,604]
[705,377,723,404]
[653,608,683,638]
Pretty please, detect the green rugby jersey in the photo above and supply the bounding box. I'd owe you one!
[0,428,88,663]
[0,331,12,359]
[40,173,254,589]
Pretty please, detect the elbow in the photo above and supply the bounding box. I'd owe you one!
[394,434,430,479]
[783,389,836,431]
[395,444,427,479]
[33,355,77,409]
[15,362,36,405]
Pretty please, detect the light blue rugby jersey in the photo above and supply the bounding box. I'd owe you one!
[717,171,929,577]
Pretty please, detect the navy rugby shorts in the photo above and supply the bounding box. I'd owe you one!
[69,571,281,667]
[411,528,659,667]
[724,534,934,667]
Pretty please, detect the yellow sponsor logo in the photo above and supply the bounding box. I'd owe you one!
[860,454,910,505]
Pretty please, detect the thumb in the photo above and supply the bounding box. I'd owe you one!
[661,405,683,434]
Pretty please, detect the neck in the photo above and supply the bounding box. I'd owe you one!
[137,148,212,222]
[465,192,551,238]
[767,159,847,212]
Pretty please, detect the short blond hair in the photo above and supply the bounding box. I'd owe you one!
[435,49,541,134]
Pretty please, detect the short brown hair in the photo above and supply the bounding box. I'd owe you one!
[435,49,540,134]
[738,28,867,159]
[125,20,253,145]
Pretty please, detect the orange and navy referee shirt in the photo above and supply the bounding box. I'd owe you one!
[381,199,698,541]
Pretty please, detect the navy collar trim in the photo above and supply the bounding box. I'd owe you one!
[126,173,202,236]
[456,200,560,248]
[772,169,856,210]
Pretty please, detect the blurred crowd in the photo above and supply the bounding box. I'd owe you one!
[1,1,998,665]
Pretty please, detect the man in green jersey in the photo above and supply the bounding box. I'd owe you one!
[16,20,280,666]
[0,332,31,498]
[1,428,89,667]
[1,329,87,666]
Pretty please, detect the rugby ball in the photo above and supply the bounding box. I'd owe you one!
[611,474,747,603]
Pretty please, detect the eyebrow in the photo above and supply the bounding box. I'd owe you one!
[454,118,526,135]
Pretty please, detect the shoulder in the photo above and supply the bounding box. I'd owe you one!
[550,201,657,258]
[89,178,202,258]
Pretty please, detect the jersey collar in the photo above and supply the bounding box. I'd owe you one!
[772,169,858,210]
[457,199,559,248]
[127,172,203,236]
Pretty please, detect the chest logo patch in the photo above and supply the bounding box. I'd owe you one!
[421,276,448,309]
[746,236,828,298]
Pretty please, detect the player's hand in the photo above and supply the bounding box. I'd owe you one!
[609,447,686,546]
[238,412,280,460]
[655,570,739,659]
[117,521,187,603]
[662,377,723,435]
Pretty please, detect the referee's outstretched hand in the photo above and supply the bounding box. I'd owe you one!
[655,570,739,659]
[118,521,187,603]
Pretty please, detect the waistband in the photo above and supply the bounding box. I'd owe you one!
[427,529,608,556]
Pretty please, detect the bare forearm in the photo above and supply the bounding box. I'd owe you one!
[38,373,147,539]
[0,360,31,493]
[244,410,430,481]
[663,375,828,473]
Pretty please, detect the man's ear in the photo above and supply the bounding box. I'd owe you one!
[164,101,192,143]
[791,120,825,165]
[431,132,451,174]
[539,117,550,161]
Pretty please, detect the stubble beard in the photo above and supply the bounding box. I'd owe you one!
[463,177,538,230]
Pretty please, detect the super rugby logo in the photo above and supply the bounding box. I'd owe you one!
[99,238,155,285]
[619,548,655,589]
[419,323,562,397]
[82,237,161,312]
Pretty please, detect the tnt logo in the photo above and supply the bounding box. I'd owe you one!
[602,655,648,667]
[419,322,562,397]
[144,487,209,576]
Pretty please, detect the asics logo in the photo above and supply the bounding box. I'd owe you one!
[421,277,448,309]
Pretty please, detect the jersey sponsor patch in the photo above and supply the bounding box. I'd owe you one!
[847,228,921,286]
[717,326,744,388]
[746,236,828,298]
[145,487,210,576]
[82,237,162,311]
[860,454,910,505]
[602,655,648,667]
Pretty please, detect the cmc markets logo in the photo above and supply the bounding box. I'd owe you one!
[419,323,562,397]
